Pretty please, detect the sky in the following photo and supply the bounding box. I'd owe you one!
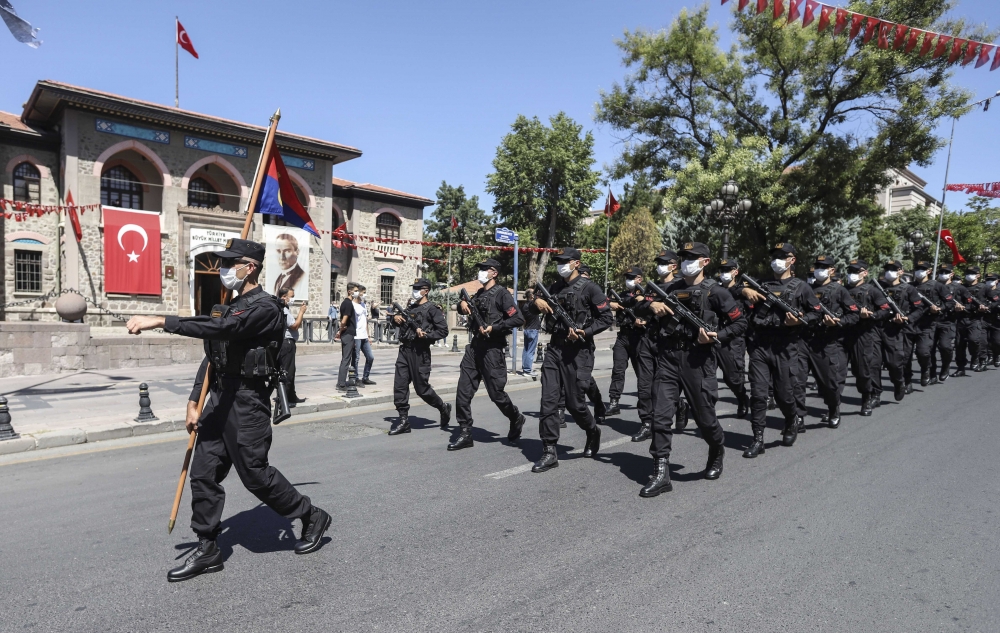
[2,0,999,222]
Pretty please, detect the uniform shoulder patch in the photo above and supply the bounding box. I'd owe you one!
[506,306,517,317]
[848,304,859,311]
[727,307,741,320]
[232,310,246,316]
[596,300,609,310]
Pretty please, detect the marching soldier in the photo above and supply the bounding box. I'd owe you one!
[843,259,890,415]
[452,258,526,450]
[576,264,609,423]
[984,273,1000,366]
[908,261,944,386]
[634,242,747,497]
[878,260,926,399]
[953,265,989,376]
[804,255,859,428]
[608,266,650,421]
[388,278,452,436]
[933,264,965,382]
[126,238,331,582]
[530,247,614,473]
[740,242,822,457]
[717,258,751,418]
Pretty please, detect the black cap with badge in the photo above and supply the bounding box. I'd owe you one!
[654,250,679,264]
[553,247,582,262]
[718,257,740,270]
[678,241,710,259]
[813,255,834,268]
[477,258,502,271]
[846,258,869,272]
[770,242,796,257]
[625,265,644,278]
[216,238,265,264]
[412,278,432,290]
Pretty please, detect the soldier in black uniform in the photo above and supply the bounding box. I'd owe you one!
[843,259,890,416]
[908,261,944,386]
[740,243,822,457]
[635,242,747,497]
[878,260,927,399]
[933,264,966,382]
[451,258,526,450]
[530,247,614,473]
[126,239,331,582]
[804,255,859,428]
[984,274,1000,366]
[607,266,649,419]
[716,258,751,418]
[953,265,989,376]
[576,264,608,423]
[388,278,451,436]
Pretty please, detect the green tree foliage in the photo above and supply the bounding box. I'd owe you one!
[595,2,987,274]
[486,113,601,286]
[423,182,493,285]
[610,207,662,281]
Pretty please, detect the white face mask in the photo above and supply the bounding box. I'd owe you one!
[557,263,574,279]
[680,259,703,277]
[914,270,928,281]
[938,273,952,283]
[770,258,789,274]
[966,274,979,283]
[989,280,998,289]
[656,264,672,277]
[477,269,491,284]
[625,278,638,290]
[219,264,247,290]
[719,272,733,283]
[412,289,424,300]
[847,273,861,286]
[814,268,830,282]
[807,276,816,286]
[885,270,899,282]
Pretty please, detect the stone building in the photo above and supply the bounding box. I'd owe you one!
[877,167,943,217]
[0,80,431,324]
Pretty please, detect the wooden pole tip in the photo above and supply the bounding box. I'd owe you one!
[168,519,175,534]
[272,108,282,122]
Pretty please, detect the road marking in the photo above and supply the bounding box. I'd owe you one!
[484,435,633,479]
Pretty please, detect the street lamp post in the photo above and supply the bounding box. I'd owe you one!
[704,180,753,261]
[977,247,997,275]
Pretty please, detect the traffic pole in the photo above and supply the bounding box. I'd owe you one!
[511,237,519,374]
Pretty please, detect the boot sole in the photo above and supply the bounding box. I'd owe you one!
[387,429,411,436]
[531,461,559,473]
[295,513,332,555]
[704,471,722,480]
[167,562,224,582]
[639,485,672,497]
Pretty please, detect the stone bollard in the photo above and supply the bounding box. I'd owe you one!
[0,396,19,441]
[134,383,159,422]
[343,366,362,399]
[451,334,458,353]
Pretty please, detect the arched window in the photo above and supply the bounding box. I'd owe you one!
[376,212,401,241]
[187,177,220,208]
[13,162,41,204]
[100,165,143,209]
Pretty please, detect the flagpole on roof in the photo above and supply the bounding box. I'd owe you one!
[174,17,179,108]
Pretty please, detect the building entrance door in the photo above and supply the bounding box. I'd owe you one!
[194,252,225,315]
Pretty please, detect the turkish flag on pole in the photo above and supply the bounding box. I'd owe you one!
[176,19,198,59]
[103,208,162,295]
[65,190,82,242]
[451,215,458,231]
[940,229,965,264]
[604,191,621,218]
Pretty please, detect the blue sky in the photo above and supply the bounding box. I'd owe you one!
[2,0,999,219]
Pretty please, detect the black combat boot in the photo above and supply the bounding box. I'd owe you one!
[294,506,332,555]
[595,410,606,425]
[532,445,559,473]
[736,391,750,419]
[507,413,525,442]
[705,445,724,480]
[607,398,621,416]
[675,399,689,430]
[994,358,1000,368]
[743,430,765,458]
[894,382,906,401]
[928,373,940,386]
[631,423,651,442]
[639,458,672,497]
[860,394,873,417]
[825,406,841,429]
[558,408,566,428]
[903,383,914,395]
[168,538,223,582]
[920,370,930,387]
[975,362,987,373]
[796,415,806,434]
[938,371,950,383]
[388,413,411,436]
[951,368,967,378]
[447,428,474,451]
[782,417,798,447]
[439,403,452,430]
[582,425,601,458]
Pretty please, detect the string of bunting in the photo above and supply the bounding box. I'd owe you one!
[724,0,1000,72]
[946,182,1000,198]
[0,199,101,221]
[326,227,606,254]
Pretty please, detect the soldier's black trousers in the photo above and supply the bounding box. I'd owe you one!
[909,322,937,381]
[716,335,747,400]
[539,343,597,445]
[793,338,810,418]
[649,345,723,459]
[456,342,519,429]
[609,330,644,401]
[632,337,657,427]
[848,328,882,399]
[393,344,445,414]
[748,334,800,434]
[987,325,1000,361]
[558,375,605,416]
[880,325,911,388]
[932,321,956,376]
[956,320,985,369]
[190,379,312,539]
[805,334,849,411]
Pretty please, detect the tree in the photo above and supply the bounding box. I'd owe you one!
[423,182,493,285]
[595,2,988,273]
[486,113,601,286]
[610,207,661,280]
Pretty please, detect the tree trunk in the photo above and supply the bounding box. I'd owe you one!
[530,206,559,287]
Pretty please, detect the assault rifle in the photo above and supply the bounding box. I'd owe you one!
[264,341,291,425]
[872,279,905,317]
[608,288,641,326]
[535,282,583,335]
[644,281,719,346]
[392,301,417,331]
[816,300,843,327]
[739,273,802,317]
[460,288,490,335]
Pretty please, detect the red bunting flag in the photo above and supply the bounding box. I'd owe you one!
[975,44,994,69]
[948,38,966,63]
[803,0,819,27]
[940,229,965,264]
[834,8,849,35]
[722,0,730,3]
[962,41,979,66]
[818,4,833,32]
[878,22,892,48]
[774,0,784,19]
[994,47,1000,71]
[788,0,802,22]
[738,0,750,10]
[757,0,768,14]
[849,13,864,40]
[920,32,936,56]
[863,17,880,45]
[933,35,952,58]
[905,29,921,54]
[892,23,908,49]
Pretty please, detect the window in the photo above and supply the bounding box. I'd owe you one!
[330,272,339,303]
[380,275,395,306]
[13,162,41,204]
[14,250,42,293]
[100,165,143,209]
[187,177,220,208]
[376,213,401,241]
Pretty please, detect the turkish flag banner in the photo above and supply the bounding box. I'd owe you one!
[877,22,892,48]
[948,38,967,64]
[940,230,965,264]
[962,41,979,66]
[933,35,952,59]
[863,17,880,45]
[834,8,850,35]
[103,207,162,295]
[905,29,922,54]
[788,0,802,22]
[892,23,908,49]
[848,13,865,41]
[920,32,937,56]
[975,43,994,69]
[803,0,819,27]
[176,19,199,59]
[756,0,767,15]
[818,5,833,32]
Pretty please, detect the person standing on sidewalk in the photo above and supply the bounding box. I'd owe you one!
[388,278,452,435]
[520,288,541,376]
[277,287,307,406]
[335,282,359,390]
[327,301,339,344]
[353,285,376,386]
[125,238,331,582]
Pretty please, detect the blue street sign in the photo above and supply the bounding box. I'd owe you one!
[495,227,518,244]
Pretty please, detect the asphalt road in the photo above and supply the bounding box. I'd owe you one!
[2,364,998,632]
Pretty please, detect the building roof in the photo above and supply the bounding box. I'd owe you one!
[0,110,36,133]
[20,80,362,164]
[331,176,434,207]
[0,109,58,147]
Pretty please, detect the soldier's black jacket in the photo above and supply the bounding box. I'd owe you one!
[811,281,860,335]
[468,283,524,348]
[942,281,970,322]
[959,282,989,323]
[847,281,890,332]
[532,274,613,346]
[398,300,449,347]
[909,279,947,325]
[985,284,1000,326]
[881,281,928,334]
[635,278,748,346]
[745,276,823,334]
[613,287,646,335]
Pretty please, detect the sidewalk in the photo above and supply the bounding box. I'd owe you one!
[0,331,618,455]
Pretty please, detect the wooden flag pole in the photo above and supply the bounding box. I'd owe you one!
[168,109,282,533]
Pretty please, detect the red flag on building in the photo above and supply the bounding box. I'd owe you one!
[65,189,82,242]
[940,229,965,264]
[176,19,198,59]
[103,207,162,295]
[604,191,621,218]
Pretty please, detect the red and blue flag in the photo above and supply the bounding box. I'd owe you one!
[255,151,318,236]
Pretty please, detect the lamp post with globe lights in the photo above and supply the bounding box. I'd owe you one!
[704,180,753,261]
